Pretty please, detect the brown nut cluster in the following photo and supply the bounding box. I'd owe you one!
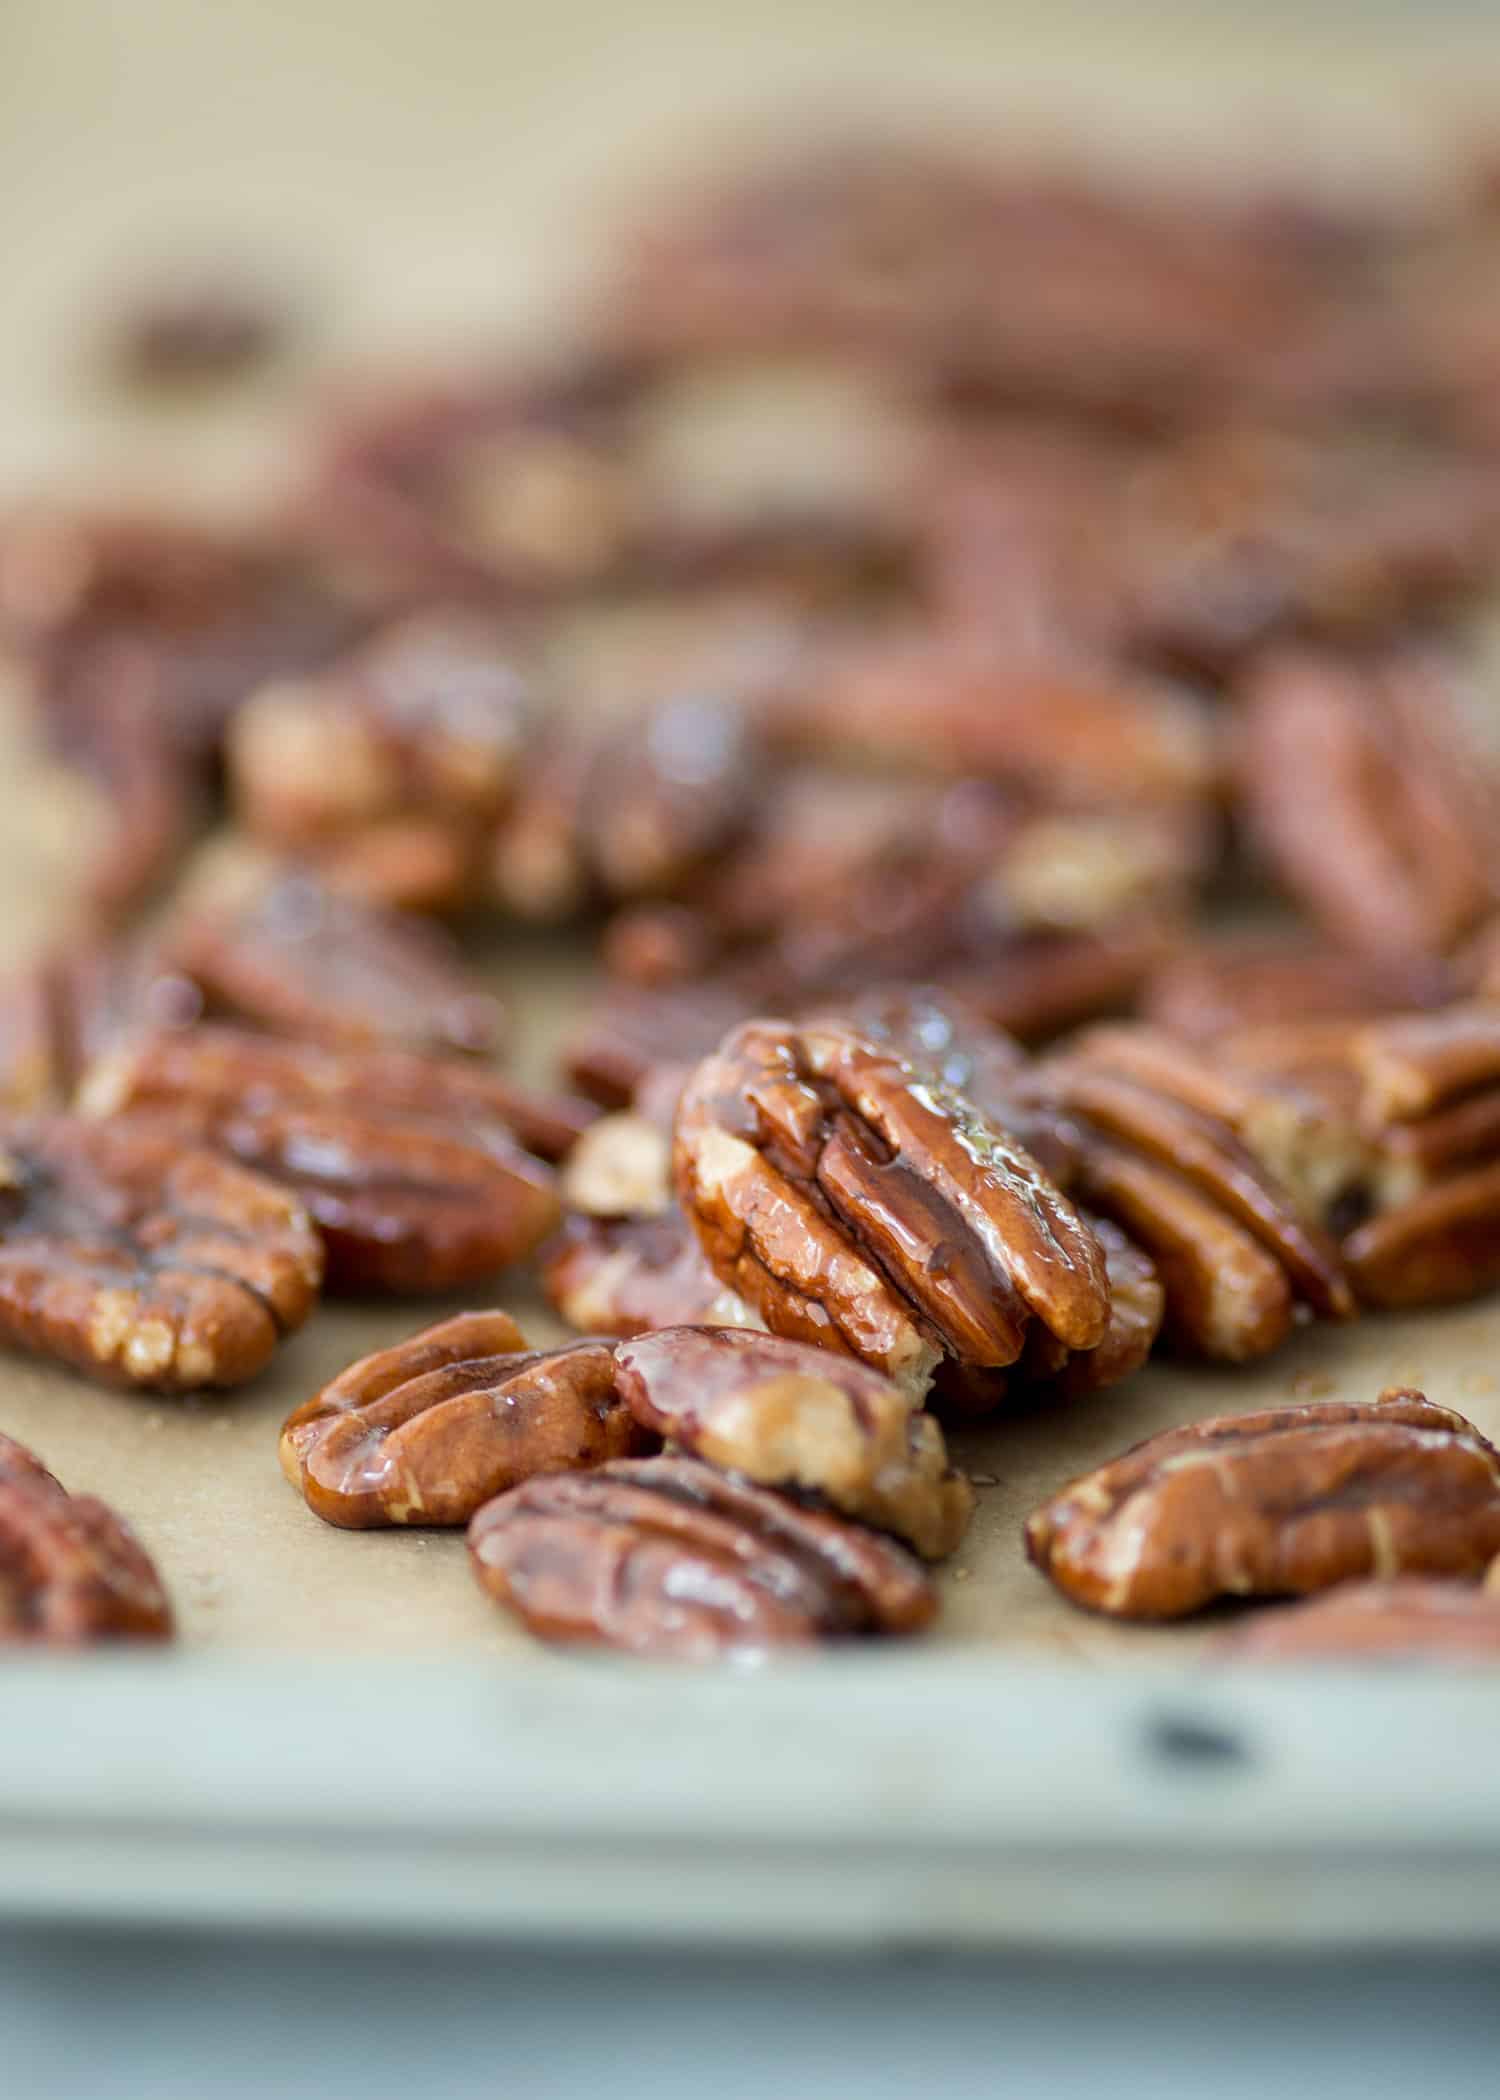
[1216,1577,1500,1664]
[1026,1392,1500,1619]
[280,1310,652,1527]
[0,1112,322,1389]
[79,1024,560,1295]
[467,1454,937,1660]
[673,1016,1110,1400]
[615,1326,972,1558]
[0,1432,173,1644]
[1042,1024,1357,1360]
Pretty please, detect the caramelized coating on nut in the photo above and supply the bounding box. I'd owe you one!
[615,1326,972,1558]
[280,1310,651,1527]
[0,1432,173,1644]
[674,1017,1109,1398]
[0,1113,322,1389]
[468,1453,937,1658]
[1217,1577,1500,1663]
[1026,1392,1500,1619]
[541,1209,759,1338]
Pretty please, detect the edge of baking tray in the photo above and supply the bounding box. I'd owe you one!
[3,1652,1498,1950]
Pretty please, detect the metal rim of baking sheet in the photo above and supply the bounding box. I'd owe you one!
[2,1651,1498,1950]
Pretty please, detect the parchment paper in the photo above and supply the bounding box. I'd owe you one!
[1,0,1498,1660]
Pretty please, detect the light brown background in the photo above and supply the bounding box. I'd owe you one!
[1,0,1499,1656]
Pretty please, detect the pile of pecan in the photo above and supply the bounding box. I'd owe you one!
[8,134,1500,1658]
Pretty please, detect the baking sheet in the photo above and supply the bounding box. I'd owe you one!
[3,0,1500,1949]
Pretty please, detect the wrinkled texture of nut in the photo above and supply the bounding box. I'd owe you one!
[1236,646,1498,957]
[0,1432,173,1644]
[1216,1578,1500,1663]
[1026,1392,1500,1619]
[675,1017,1109,1398]
[541,1209,760,1338]
[79,1026,559,1295]
[0,1113,322,1389]
[280,1310,652,1527]
[614,1326,972,1558]
[468,1453,937,1658]
[167,871,504,1057]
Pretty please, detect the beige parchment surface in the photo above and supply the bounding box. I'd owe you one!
[1,1,1499,1660]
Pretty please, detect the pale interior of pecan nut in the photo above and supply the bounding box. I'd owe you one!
[467,1455,937,1656]
[540,1210,760,1340]
[0,1432,173,1644]
[1027,1392,1500,1619]
[560,1110,673,1218]
[613,1326,973,1559]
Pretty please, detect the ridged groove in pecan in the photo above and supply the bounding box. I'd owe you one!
[541,1210,757,1339]
[674,1018,1108,1398]
[1026,1393,1500,1619]
[614,1326,972,1558]
[280,1310,651,1527]
[1073,1139,1293,1361]
[168,872,504,1057]
[1343,1160,1500,1308]
[1217,1578,1500,1663]
[81,1021,595,1164]
[0,1114,322,1389]
[467,1454,937,1657]
[0,1432,173,1644]
[1051,1061,1354,1318]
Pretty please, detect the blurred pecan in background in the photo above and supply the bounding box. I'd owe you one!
[468,1454,937,1658]
[1217,1577,1500,1663]
[541,1210,756,1339]
[0,1432,173,1644]
[0,1114,321,1389]
[280,1311,651,1527]
[1026,1392,1500,1619]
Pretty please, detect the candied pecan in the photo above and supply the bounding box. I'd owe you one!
[1352,1004,1500,1125]
[615,1326,971,1559]
[0,1433,172,1644]
[1026,1392,1500,1620]
[81,1021,594,1164]
[541,1209,758,1338]
[0,1113,321,1389]
[1217,1579,1500,1664]
[982,1213,1163,1411]
[1343,1161,1500,1309]
[79,1021,557,1294]
[167,870,504,1056]
[468,1454,936,1658]
[562,979,762,1107]
[228,610,534,908]
[1141,935,1458,1043]
[280,1310,652,1528]
[0,939,199,1111]
[1235,646,1498,957]
[1056,1023,1367,1231]
[674,1017,1109,1398]
[941,915,1174,1043]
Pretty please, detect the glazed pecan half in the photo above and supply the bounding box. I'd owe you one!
[0,939,200,1112]
[167,870,504,1057]
[1141,934,1458,1044]
[674,1017,1109,1398]
[0,1114,321,1389]
[1026,1392,1500,1619]
[468,1454,937,1658]
[541,1210,757,1339]
[280,1310,652,1528]
[0,1432,173,1643]
[1235,646,1497,957]
[1217,1578,1500,1664]
[79,1027,559,1295]
[614,1326,972,1558]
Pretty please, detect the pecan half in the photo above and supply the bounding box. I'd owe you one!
[1026,1392,1500,1619]
[79,1026,559,1295]
[0,1432,173,1643]
[0,939,199,1111]
[468,1454,937,1657]
[280,1310,652,1527]
[674,1017,1109,1398]
[0,1113,321,1389]
[541,1209,758,1338]
[1217,1578,1500,1663]
[615,1326,972,1558]
[1343,1161,1500,1309]
[1000,1213,1163,1408]
[167,871,504,1057]
[1235,646,1497,957]
[562,979,763,1107]
[1141,935,1458,1044]
[1353,1005,1500,1126]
